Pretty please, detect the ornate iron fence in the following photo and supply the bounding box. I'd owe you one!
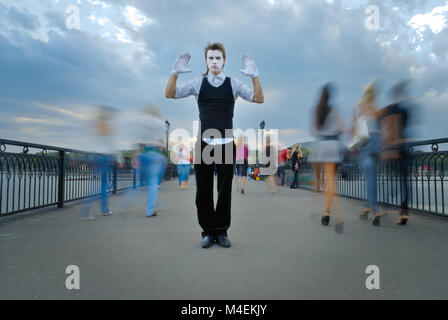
[0,139,142,217]
[286,138,448,218]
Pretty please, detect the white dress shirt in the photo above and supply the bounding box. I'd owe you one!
[174,72,254,102]
[174,72,254,145]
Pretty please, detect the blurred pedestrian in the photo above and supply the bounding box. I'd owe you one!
[351,82,383,226]
[379,81,415,225]
[135,104,168,217]
[175,144,191,190]
[81,106,121,220]
[309,84,345,233]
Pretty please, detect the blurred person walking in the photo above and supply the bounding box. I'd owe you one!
[175,144,191,190]
[309,84,345,233]
[81,106,121,220]
[135,104,168,217]
[379,81,415,226]
[350,82,383,226]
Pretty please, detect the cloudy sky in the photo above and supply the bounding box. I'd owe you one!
[0,0,447,152]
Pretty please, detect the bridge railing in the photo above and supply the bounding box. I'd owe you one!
[285,138,448,218]
[0,139,161,217]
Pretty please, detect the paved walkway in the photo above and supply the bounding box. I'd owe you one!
[1,179,447,299]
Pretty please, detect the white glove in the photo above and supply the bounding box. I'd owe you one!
[171,53,192,75]
[239,55,259,79]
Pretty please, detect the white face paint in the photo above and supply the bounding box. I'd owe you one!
[206,50,225,75]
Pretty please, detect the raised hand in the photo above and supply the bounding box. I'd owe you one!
[172,53,192,75]
[239,55,259,79]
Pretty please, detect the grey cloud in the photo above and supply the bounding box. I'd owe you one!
[0,27,147,105]
[0,0,447,149]
[431,29,448,63]
[5,6,40,31]
[44,10,67,31]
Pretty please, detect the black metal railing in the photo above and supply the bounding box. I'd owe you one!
[3,137,446,218]
[0,139,155,217]
[285,138,448,218]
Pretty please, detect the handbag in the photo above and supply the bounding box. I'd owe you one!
[347,114,370,151]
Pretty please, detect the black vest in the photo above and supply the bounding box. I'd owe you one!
[197,77,235,139]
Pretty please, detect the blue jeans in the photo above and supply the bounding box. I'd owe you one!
[277,165,286,185]
[360,134,381,213]
[290,169,298,188]
[141,151,167,216]
[82,155,112,216]
[139,153,148,186]
[177,164,190,182]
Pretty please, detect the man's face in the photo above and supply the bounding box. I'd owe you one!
[206,49,225,75]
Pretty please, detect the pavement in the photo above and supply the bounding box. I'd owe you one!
[1,178,447,300]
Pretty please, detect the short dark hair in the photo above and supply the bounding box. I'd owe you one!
[203,42,226,76]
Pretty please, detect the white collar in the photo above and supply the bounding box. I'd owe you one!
[207,72,226,82]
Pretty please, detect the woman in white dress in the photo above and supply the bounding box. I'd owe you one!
[309,84,345,233]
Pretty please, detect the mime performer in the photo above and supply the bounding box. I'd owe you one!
[165,42,264,248]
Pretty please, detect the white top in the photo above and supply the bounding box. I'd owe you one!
[174,72,254,146]
[356,107,380,135]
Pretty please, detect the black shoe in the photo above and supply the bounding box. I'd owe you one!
[360,209,369,220]
[216,235,231,248]
[397,216,408,225]
[372,214,381,227]
[321,214,330,226]
[241,189,245,194]
[201,235,214,248]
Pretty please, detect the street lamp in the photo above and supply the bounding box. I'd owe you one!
[165,120,170,180]
[257,120,266,166]
[165,120,170,151]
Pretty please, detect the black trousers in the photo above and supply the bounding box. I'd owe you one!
[194,141,235,237]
